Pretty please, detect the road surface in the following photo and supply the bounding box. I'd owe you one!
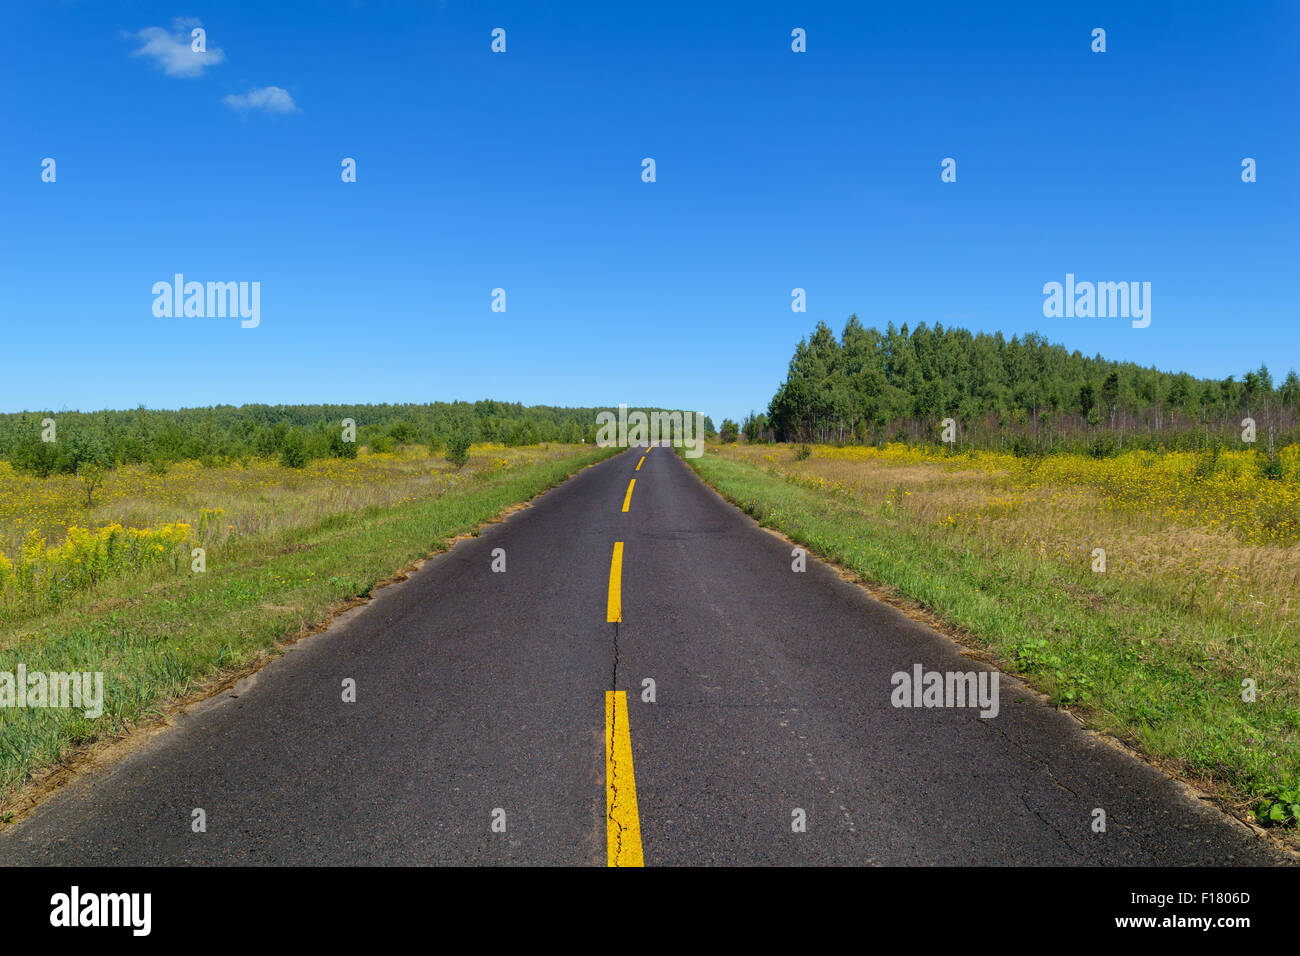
[0,445,1288,865]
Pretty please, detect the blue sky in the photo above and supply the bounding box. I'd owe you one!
[2,1,1296,423]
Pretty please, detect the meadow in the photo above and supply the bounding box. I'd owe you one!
[689,442,1300,833]
[0,442,615,809]
[0,444,586,618]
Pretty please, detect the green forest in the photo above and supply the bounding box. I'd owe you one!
[752,317,1300,454]
[0,401,714,475]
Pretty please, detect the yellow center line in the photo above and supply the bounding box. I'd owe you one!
[606,542,623,623]
[621,478,636,512]
[605,690,644,867]
[636,456,645,471]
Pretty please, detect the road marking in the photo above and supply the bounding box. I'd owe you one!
[605,690,644,867]
[607,542,623,623]
[621,478,636,512]
[636,456,645,471]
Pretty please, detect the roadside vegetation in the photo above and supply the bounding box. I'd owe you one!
[0,401,709,475]
[0,441,616,808]
[688,441,1300,833]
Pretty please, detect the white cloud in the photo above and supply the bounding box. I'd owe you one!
[222,86,299,114]
[128,18,225,78]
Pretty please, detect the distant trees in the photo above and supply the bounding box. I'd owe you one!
[719,419,740,443]
[0,402,700,473]
[10,421,112,478]
[1281,371,1300,410]
[741,411,769,442]
[764,317,1300,452]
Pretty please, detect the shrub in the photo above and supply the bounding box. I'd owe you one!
[1256,451,1284,481]
[1010,435,1043,459]
[1086,434,1119,459]
[279,431,309,468]
[445,430,473,470]
[329,432,358,460]
[77,462,105,507]
[1193,445,1222,479]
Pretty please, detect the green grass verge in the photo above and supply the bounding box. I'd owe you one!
[0,446,617,805]
[685,450,1300,827]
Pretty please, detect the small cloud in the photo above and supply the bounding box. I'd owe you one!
[127,17,225,78]
[223,86,298,114]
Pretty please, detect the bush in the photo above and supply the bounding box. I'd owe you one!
[1010,435,1043,459]
[329,432,358,460]
[76,462,105,507]
[794,444,812,461]
[279,431,309,468]
[1256,451,1284,481]
[1086,434,1119,459]
[1193,445,1222,479]
[445,430,472,469]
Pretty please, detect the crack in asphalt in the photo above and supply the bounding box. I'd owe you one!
[607,620,627,866]
[611,621,620,691]
[972,705,1088,858]
[1019,794,1085,858]
[977,718,1079,797]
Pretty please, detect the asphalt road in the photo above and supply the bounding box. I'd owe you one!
[0,445,1289,865]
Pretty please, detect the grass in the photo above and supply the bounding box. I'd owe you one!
[0,443,616,805]
[686,442,1300,831]
[0,443,590,618]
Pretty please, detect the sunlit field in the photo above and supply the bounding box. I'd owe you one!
[725,442,1300,638]
[0,443,578,618]
[693,442,1300,831]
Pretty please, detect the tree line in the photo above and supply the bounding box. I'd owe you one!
[751,317,1300,454]
[0,402,714,475]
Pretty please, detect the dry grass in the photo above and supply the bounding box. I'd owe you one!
[0,443,583,615]
[0,443,570,553]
